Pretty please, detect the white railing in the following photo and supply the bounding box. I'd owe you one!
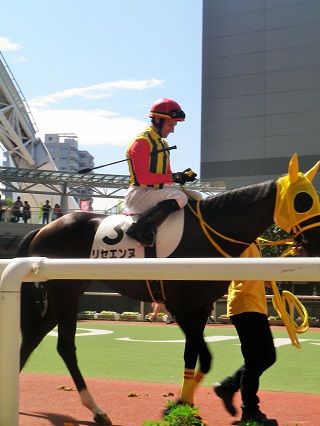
[1,256,320,425]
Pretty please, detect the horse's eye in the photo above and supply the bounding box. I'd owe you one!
[294,192,313,213]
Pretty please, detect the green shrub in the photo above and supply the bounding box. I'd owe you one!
[142,401,207,425]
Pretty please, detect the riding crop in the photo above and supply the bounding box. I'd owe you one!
[77,145,177,174]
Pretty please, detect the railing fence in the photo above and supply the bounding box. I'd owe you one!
[1,256,320,425]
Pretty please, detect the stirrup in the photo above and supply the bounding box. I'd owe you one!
[126,224,155,247]
[139,231,155,247]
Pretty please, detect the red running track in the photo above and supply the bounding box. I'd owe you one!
[19,372,320,426]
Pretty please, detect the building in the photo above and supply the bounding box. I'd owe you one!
[44,133,94,209]
[44,133,94,172]
[201,0,320,190]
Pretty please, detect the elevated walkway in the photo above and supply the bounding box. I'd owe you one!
[0,166,223,199]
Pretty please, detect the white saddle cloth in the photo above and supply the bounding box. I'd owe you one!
[90,209,184,259]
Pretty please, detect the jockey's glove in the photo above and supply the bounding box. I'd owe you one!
[172,168,197,184]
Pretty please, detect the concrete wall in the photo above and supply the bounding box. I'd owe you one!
[201,0,320,189]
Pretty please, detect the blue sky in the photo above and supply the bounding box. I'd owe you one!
[1,1,203,179]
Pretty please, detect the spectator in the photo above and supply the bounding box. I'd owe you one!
[147,302,175,324]
[0,194,5,222]
[22,201,31,223]
[12,196,23,222]
[4,207,10,222]
[52,203,63,220]
[42,200,52,224]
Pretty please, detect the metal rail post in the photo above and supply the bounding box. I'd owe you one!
[0,258,44,426]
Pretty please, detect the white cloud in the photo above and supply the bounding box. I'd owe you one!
[11,56,29,63]
[29,78,164,108]
[29,77,163,146]
[0,37,22,51]
[32,108,147,146]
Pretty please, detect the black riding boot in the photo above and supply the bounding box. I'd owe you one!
[126,199,180,247]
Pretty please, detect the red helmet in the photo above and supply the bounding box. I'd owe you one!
[149,98,185,121]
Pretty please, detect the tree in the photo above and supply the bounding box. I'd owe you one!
[259,225,290,257]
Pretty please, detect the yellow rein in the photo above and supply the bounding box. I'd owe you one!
[187,199,310,349]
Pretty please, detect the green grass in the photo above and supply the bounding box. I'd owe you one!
[22,322,320,394]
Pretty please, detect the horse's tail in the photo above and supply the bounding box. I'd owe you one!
[16,229,44,337]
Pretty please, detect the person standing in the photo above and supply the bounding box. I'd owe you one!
[4,206,10,222]
[147,302,175,324]
[0,194,5,222]
[213,244,278,426]
[125,98,200,247]
[22,201,31,223]
[52,203,62,220]
[12,196,23,222]
[42,200,52,224]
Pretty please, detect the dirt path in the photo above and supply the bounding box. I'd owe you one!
[19,372,320,426]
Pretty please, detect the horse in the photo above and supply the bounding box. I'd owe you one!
[17,154,320,425]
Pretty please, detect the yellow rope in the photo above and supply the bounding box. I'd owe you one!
[270,281,309,349]
[269,246,310,349]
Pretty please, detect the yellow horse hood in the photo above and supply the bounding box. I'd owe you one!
[274,153,320,234]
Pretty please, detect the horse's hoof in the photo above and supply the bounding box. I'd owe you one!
[93,412,112,425]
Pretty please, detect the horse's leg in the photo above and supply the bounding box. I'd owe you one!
[54,281,112,425]
[175,305,212,405]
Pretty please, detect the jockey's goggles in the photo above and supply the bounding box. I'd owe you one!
[169,109,185,119]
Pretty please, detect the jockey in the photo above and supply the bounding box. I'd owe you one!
[125,98,201,247]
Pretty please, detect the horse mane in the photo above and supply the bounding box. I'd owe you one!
[198,179,276,213]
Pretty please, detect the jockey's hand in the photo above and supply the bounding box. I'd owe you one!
[183,168,197,182]
[172,168,197,184]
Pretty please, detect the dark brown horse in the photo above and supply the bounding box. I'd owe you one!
[17,154,320,425]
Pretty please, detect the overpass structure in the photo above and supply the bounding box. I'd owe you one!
[0,52,78,214]
[0,166,222,200]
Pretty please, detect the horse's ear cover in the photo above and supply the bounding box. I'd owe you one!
[274,153,320,233]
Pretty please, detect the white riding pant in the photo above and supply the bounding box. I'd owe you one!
[124,185,202,215]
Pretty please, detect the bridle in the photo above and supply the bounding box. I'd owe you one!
[290,214,320,243]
